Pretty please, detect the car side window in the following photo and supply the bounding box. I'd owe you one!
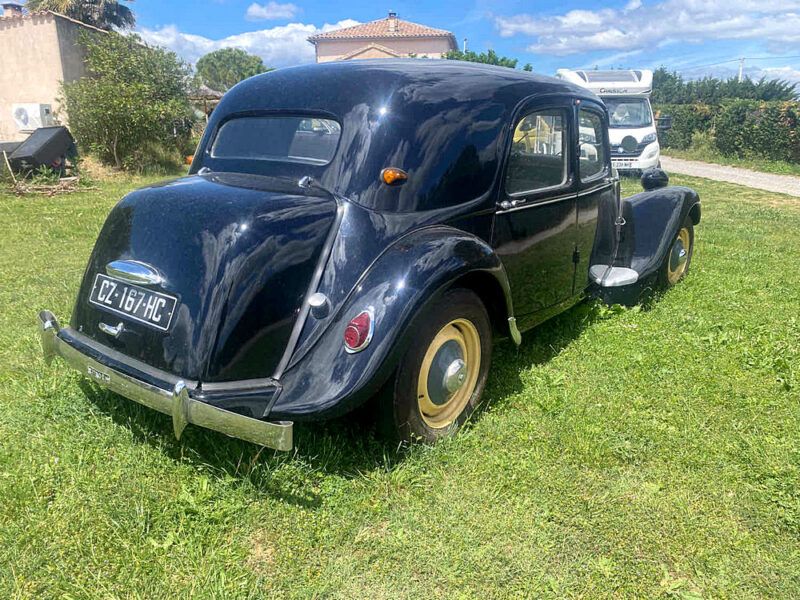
[505,109,568,196]
[579,109,606,181]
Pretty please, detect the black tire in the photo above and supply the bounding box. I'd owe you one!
[380,288,492,443]
[658,216,694,287]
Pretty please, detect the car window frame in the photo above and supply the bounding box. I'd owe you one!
[502,104,574,202]
[577,104,610,184]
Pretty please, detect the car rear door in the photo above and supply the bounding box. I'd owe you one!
[492,101,578,316]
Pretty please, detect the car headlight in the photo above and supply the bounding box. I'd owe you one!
[641,132,657,144]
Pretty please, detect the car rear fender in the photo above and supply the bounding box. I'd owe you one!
[270,226,514,419]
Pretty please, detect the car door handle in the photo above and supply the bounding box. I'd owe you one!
[99,321,124,338]
[499,199,518,210]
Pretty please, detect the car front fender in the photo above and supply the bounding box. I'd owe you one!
[595,185,700,280]
[269,226,513,420]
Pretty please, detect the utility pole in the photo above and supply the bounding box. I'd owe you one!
[738,57,744,82]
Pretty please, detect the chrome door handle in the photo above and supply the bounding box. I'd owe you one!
[499,199,518,210]
[99,321,124,338]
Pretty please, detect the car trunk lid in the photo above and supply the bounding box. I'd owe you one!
[70,173,338,382]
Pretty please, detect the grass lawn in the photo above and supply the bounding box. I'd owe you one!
[663,148,800,178]
[1,173,799,599]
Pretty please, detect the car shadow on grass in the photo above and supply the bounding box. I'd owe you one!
[76,296,619,504]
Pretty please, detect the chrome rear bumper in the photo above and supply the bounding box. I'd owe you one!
[37,310,293,450]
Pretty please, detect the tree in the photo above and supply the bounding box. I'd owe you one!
[651,66,798,104]
[195,48,272,92]
[444,49,526,70]
[25,0,135,30]
[61,32,195,168]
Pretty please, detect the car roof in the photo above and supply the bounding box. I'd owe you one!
[199,60,603,212]
[222,59,600,116]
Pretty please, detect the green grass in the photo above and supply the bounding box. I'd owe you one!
[663,147,800,178]
[1,174,799,599]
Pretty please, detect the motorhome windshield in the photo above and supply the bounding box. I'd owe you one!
[604,98,652,128]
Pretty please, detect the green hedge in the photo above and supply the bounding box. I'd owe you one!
[714,100,800,162]
[654,103,716,150]
[655,100,800,162]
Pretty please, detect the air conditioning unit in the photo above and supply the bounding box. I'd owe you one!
[12,104,55,132]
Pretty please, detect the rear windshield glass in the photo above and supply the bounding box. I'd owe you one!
[210,116,341,165]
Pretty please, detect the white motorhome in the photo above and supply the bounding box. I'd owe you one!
[556,69,660,173]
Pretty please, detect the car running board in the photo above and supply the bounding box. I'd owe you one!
[589,265,639,288]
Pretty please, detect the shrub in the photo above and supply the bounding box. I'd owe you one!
[714,100,800,162]
[61,32,196,170]
[654,103,716,150]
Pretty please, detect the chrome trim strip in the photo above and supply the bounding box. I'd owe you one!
[496,192,576,214]
[37,310,293,450]
[507,178,569,199]
[272,199,345,380]
[577,180,614,197]
[106,260,163,286]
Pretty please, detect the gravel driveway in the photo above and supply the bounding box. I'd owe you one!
[661,156,800,198]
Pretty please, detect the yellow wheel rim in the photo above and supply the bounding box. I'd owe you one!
[667,227,691,284]
[417,318,481,429]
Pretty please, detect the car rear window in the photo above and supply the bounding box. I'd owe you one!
[210,116,341,165]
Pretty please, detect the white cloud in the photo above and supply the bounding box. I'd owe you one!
[245,2,300,21]
[679,63,800,84]
[137,20,359,69]
[495,0,800,56]
[758,66,800,83]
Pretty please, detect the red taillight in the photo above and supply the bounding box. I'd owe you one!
[344,309,373,353]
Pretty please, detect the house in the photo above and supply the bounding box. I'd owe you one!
[308,12,457,63]
[0,4,101,141]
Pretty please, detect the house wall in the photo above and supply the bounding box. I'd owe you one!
[0,13,89,142]
[55,16,90,89]
[316,37,453,62]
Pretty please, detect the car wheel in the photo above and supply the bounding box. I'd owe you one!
[381,288,492,443]
[659,216,694,286]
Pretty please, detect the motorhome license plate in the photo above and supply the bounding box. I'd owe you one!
[613,160,634,169]
[89,273,177,331]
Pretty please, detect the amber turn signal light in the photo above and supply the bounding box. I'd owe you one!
[381,167,408,186]
[186,155,194,165]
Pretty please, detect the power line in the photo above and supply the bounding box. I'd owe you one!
[679,55,800,71]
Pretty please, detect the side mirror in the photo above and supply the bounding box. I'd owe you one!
[641,168,669,190]
[656,115,672,131]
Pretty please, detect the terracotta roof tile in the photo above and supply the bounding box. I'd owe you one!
[309,15,456,43]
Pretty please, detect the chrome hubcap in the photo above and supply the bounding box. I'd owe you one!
[426,340,465,406]
[669,238,687,272]
[443,359,467,395]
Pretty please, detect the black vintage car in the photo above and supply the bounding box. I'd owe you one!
[38,60,700,450]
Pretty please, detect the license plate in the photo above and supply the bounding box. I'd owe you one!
[89,273,177,331]
[613,160,634,169]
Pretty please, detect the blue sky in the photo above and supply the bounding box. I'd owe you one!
[107,0,800,82]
